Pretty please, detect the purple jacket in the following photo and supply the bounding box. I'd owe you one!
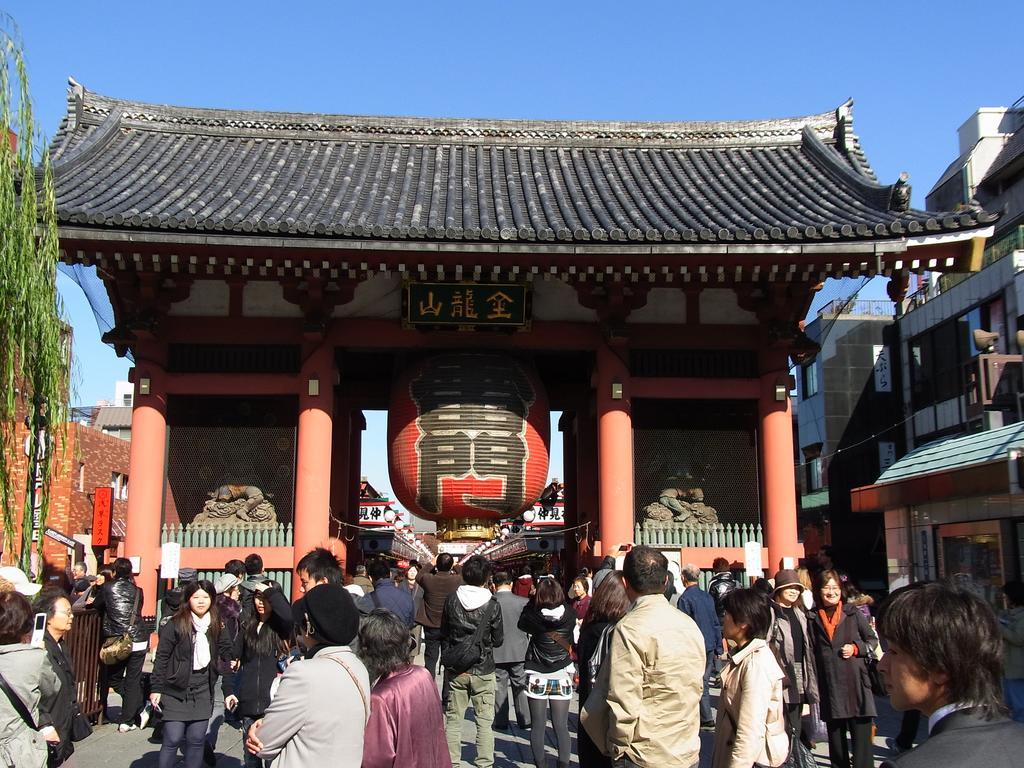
[361,665,452,768]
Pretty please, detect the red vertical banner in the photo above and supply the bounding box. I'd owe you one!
[92,486,113,547]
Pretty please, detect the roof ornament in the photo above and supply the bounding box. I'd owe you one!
[68,76,84,129]
[834,99,854,152]
[889,172,912,212]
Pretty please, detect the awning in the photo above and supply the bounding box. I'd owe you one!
[850,421,1024,512]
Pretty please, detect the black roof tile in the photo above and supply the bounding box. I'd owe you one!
[49,83,992,245]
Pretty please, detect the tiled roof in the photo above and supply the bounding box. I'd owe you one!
[981,125,1024,187]
[875,422,1024,485]
[92,406,132,429]
[50,82,996,246]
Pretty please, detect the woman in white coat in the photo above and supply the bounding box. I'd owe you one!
[712,588,789,768]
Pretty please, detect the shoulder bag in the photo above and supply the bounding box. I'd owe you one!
[100,587,141,665]
[323,654,369,723]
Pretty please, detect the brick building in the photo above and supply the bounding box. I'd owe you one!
[4,396,130,581]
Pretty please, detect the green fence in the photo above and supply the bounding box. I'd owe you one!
[160,523,294,548]
[635,521,763,548]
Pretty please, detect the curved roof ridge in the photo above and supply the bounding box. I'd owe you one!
[67,81,842,146]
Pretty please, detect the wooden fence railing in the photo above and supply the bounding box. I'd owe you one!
[161,522,294,548]
[635,521,764,548]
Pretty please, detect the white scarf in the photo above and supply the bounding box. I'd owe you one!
[191,612,212,671]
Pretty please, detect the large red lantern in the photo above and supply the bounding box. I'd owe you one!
[388,353,550,522]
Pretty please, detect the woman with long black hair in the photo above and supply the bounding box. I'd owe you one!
[517,577,577,768]
[149,580,232,768]
[225,580,292,768]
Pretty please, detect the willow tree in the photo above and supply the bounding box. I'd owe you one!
[0,22,68,577]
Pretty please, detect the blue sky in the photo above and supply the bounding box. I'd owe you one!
[8,0,1022,499]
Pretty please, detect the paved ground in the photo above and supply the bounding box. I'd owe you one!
[76,667,922,768]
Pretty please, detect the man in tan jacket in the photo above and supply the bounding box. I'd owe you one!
[606,546,706,768]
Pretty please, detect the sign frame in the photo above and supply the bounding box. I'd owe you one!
[92,486,114,548]
[402,280,531,331]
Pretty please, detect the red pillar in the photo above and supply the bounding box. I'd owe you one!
[347,411,365,571]
[559,412,579,578]
[292,343,334,594]
[595,343,634,556]
[124,354,166,615]
[328,400,352,571]
[759,362,800,573]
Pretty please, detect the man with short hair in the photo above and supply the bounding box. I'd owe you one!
[352,564,374,594]
[877,582,1024,767]
[223,559,246,579]
[295,547,343,593]
[605,546,705,768]
[441,555,503,768]
[491,570,531,730]
[71,561,93,599]
[239,553,267,620]
[676,563,720,728]
[706,556,736,686]
[418,552,463,682]
[357,559,415,627]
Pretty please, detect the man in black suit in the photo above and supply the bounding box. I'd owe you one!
[877,581,1024,767]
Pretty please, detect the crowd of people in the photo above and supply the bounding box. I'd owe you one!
[1,546,1024,768]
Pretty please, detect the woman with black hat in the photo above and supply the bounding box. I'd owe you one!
[244,583,370,768]
[768,569,819,753]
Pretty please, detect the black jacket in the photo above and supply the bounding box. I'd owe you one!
[440,593,504,676]
[880,708,1024,768]
[518,600,576,675]
[94,578,146,642]
[229,586,293,718]
[40,633,76,763]
[707,571,737,618]
[151,617,233,698]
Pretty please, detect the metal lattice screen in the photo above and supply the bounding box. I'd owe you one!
[165,396,298,527]
[632,399,761,525]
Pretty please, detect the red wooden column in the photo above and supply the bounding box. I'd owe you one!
[759,355,800,573]
[346,410,366,571]
[292,343,334,592]
[576,402,599,565]
[595,343,634,556]
[328,399,352,572]
[559,412,579,578]
[124,349,166,615]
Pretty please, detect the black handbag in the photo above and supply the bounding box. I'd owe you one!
[70,702,93,741]
[866,656,887,697]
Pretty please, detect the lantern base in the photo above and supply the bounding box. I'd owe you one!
[439,518,498,541]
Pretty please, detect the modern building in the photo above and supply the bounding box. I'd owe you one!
[53,83,992,609]
[797,298,902,586]
[852,103,1024,601]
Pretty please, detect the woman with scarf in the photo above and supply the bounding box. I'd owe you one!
[808,570,877,768]
[225,580,292,768]
[517,577,577,768]
[150,580,233,768]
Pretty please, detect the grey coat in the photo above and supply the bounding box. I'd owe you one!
[0,644,60,768]
[492,590,529,664]
[257,646,370,768]
[768,602,819,706]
